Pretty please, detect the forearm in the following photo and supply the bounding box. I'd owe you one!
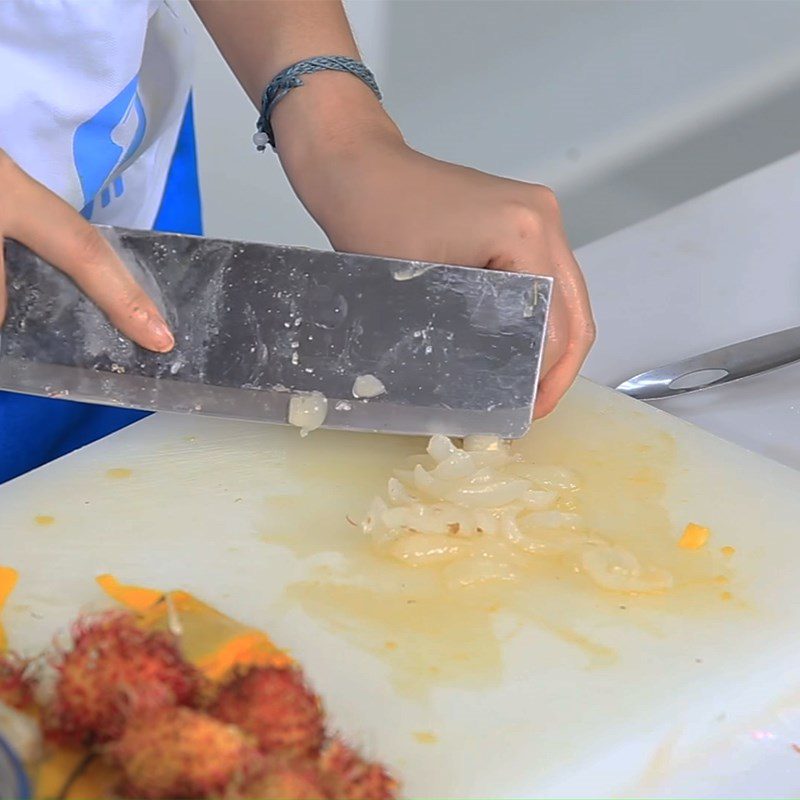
[191,0,401,181]
[192,2,593,417]
[191,0,358,106]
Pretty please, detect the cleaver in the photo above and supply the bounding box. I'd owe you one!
[0,226,551,438]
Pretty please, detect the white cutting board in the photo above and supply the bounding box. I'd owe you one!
[2,378,800,798]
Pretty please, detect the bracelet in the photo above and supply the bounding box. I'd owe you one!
[253,55,383,152]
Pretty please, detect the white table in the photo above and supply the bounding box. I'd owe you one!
[577,151,800,470]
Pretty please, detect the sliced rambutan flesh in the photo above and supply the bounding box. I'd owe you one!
[106,706,262,800]
[209,666,324,757]
[43,610,203,746]
[0,653,32,710]
[318,738,398,800]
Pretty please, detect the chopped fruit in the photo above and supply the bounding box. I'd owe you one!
[721,546,736,557]
[678,523,710,550]
[319,739,398,800]
[239,756,328,800]
[0,580,399,800]
[43,611,203,745]
[209,666,324,757]
[106,706,261,799]
[720,591,733,602]
[0,654,32,710]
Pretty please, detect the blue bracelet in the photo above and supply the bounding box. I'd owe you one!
[253,55,382,152]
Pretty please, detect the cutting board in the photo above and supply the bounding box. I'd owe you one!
[2,378,800,798]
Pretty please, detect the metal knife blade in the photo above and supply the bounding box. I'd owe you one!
[1,226,551,438]
[616,325,800,401]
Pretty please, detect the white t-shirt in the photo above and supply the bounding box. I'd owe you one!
[0,0,193,229]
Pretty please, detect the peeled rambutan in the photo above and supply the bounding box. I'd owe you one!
[209,666,324,757]
[0,653,32,710]
[318,739,398,800]
[42,610,203,745]
[238,756,329,800]
[107,706,262,800]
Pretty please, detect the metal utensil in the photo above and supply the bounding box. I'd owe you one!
[616,325,800,401]
[1,226,551,438]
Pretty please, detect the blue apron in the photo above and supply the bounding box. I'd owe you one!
[0,97,203,485]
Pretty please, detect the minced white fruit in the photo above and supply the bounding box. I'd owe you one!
[361,434,673,593]
[288,391,328,436]
[352,374,386,399]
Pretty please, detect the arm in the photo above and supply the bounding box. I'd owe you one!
[192,0,595,417]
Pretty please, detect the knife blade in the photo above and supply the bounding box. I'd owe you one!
[0,226,551,438]
[615,325,800,401]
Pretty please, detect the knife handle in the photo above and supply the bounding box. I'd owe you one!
[615,325,800,401]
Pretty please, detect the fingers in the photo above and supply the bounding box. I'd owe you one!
[0,151,174,352]
[535,243,595,418]
[487,190,595,419]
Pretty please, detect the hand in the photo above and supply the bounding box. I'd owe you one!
[281,125,595,418]
[0,150,174,352]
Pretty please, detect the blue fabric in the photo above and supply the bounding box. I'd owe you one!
[0,96,202,485]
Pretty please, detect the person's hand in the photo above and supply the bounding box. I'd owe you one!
[281,124,595,418]
[0,149,174,352]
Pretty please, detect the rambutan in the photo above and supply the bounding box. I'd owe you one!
[238,756,329,800]
[42,610,203,745]
[0,653,32,710]
[107,706,262,799]
[209,666,324,757]
[318,739,398,800]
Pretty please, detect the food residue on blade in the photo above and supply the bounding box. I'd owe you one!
[288,391,328,437]
[106,468,132,479]
[34,515,55,526]
[392,262,432,281]
[352,374,386,399]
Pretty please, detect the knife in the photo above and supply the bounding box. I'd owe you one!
[616,324,800,401]
[0,226,551,438]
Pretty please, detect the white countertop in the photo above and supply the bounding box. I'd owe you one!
[576,151,800,470]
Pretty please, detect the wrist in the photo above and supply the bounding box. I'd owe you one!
[272,70,402,173]
[270,70,405,235]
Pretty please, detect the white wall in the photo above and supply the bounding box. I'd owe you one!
[181,1,800,248]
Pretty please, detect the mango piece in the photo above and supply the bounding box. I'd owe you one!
[678,523,710,550]
[95,575,290,680]
[0,566,18,650]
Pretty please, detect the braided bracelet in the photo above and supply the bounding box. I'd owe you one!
[253,55,383,152]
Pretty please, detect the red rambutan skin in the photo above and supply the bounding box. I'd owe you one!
[209,666,324,757]
[43,610,202,746]
[107,706,262,800]
[238,756,329,800]
[318,739,398,800]
[0,653,32,710]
